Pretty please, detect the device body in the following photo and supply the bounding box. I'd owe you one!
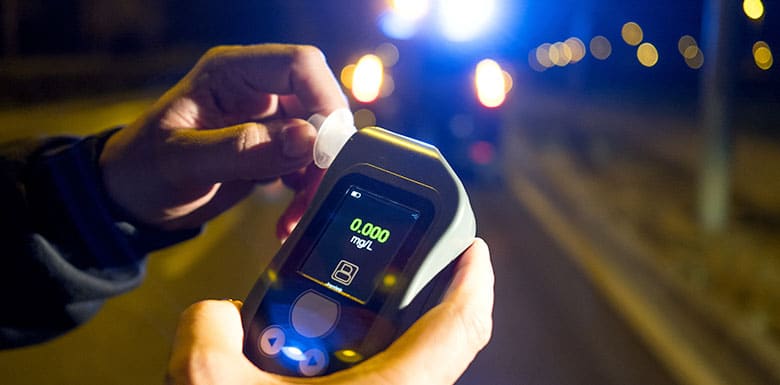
[241,126,475,377]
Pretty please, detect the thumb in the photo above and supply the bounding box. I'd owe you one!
[328,239,494,385]
[162,119,316,184]
[168,300,284,385]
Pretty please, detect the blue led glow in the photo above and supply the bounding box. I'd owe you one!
[282,346,307,361]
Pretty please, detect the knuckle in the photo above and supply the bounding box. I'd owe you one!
[197,45,237,71]
[290,44,326,68]
[203,45,232,60]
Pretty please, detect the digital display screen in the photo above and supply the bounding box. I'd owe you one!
[298,185,420,304]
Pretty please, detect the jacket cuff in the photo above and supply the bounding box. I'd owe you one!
[26,128,201,272]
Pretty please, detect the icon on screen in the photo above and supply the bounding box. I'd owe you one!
[350,191,362,199]
[331,260,359,286]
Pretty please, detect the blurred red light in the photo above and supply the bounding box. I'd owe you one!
[468,141,495,165]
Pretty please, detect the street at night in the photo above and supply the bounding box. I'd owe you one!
[2,1,780,385]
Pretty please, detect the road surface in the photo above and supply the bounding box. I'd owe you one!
[457,188,677,385]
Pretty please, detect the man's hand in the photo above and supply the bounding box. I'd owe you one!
[167,239,494,385]
[99,44,347,234]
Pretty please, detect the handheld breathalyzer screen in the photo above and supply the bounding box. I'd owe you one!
[298,186,420,304]
[242,124,476,378]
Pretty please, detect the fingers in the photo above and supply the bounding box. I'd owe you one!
[174,300,245,353]
[334,239,494,385]
[276,164,325,240]
[168,241,492,385]
[159,181,256,230]
[192,44,348,117]
[161,118,317,184]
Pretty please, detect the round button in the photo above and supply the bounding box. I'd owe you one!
[291,290,340,338]
[298,348,328,376]
[258,326,286,356]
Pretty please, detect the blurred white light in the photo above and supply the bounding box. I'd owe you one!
[475,59,508,108]
[352,54,384,103]
[438,0,496,42]
[379,11,418,40]
[391,0,430,21]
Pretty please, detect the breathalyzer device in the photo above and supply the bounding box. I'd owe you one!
[241,109,476,377]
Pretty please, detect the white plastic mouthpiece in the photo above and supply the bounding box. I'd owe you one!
[309,108,357,169]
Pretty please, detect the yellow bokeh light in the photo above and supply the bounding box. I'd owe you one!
[375,42,400,67]
[683,45,699,60]
[547,44,560,65]
[502,70,513,93]
[622,22,644,46]
[475,59,508,108]
[340,64,356,89]
[753,40,769,55]
[551,42,572,66]
[743,0,765,20]
[678,35,697,56]
[354,108,376,128]
[755,47,772,64]
[753,41,773,70]
[565,37,586,63]
[637,42,659,67]
[590,36,612,60]
[685,47,704,69]
[536,43,554,68]
[352,54,384,103]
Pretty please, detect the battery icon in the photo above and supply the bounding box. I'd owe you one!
[350,191,362,199]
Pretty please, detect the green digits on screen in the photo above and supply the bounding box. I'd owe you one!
[349,218,390,243]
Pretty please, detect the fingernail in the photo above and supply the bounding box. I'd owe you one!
[282,122,315,158]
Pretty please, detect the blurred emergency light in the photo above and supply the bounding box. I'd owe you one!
[391,0,430,21]
[438,0,496,42]
[352,54,384,103]
[475,59,509,108]
[380,0,430,39]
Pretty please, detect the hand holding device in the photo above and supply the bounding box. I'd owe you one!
[168,239,493,385]
[242,109,477,377]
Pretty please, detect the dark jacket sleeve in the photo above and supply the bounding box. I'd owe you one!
[0,129,200,348]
